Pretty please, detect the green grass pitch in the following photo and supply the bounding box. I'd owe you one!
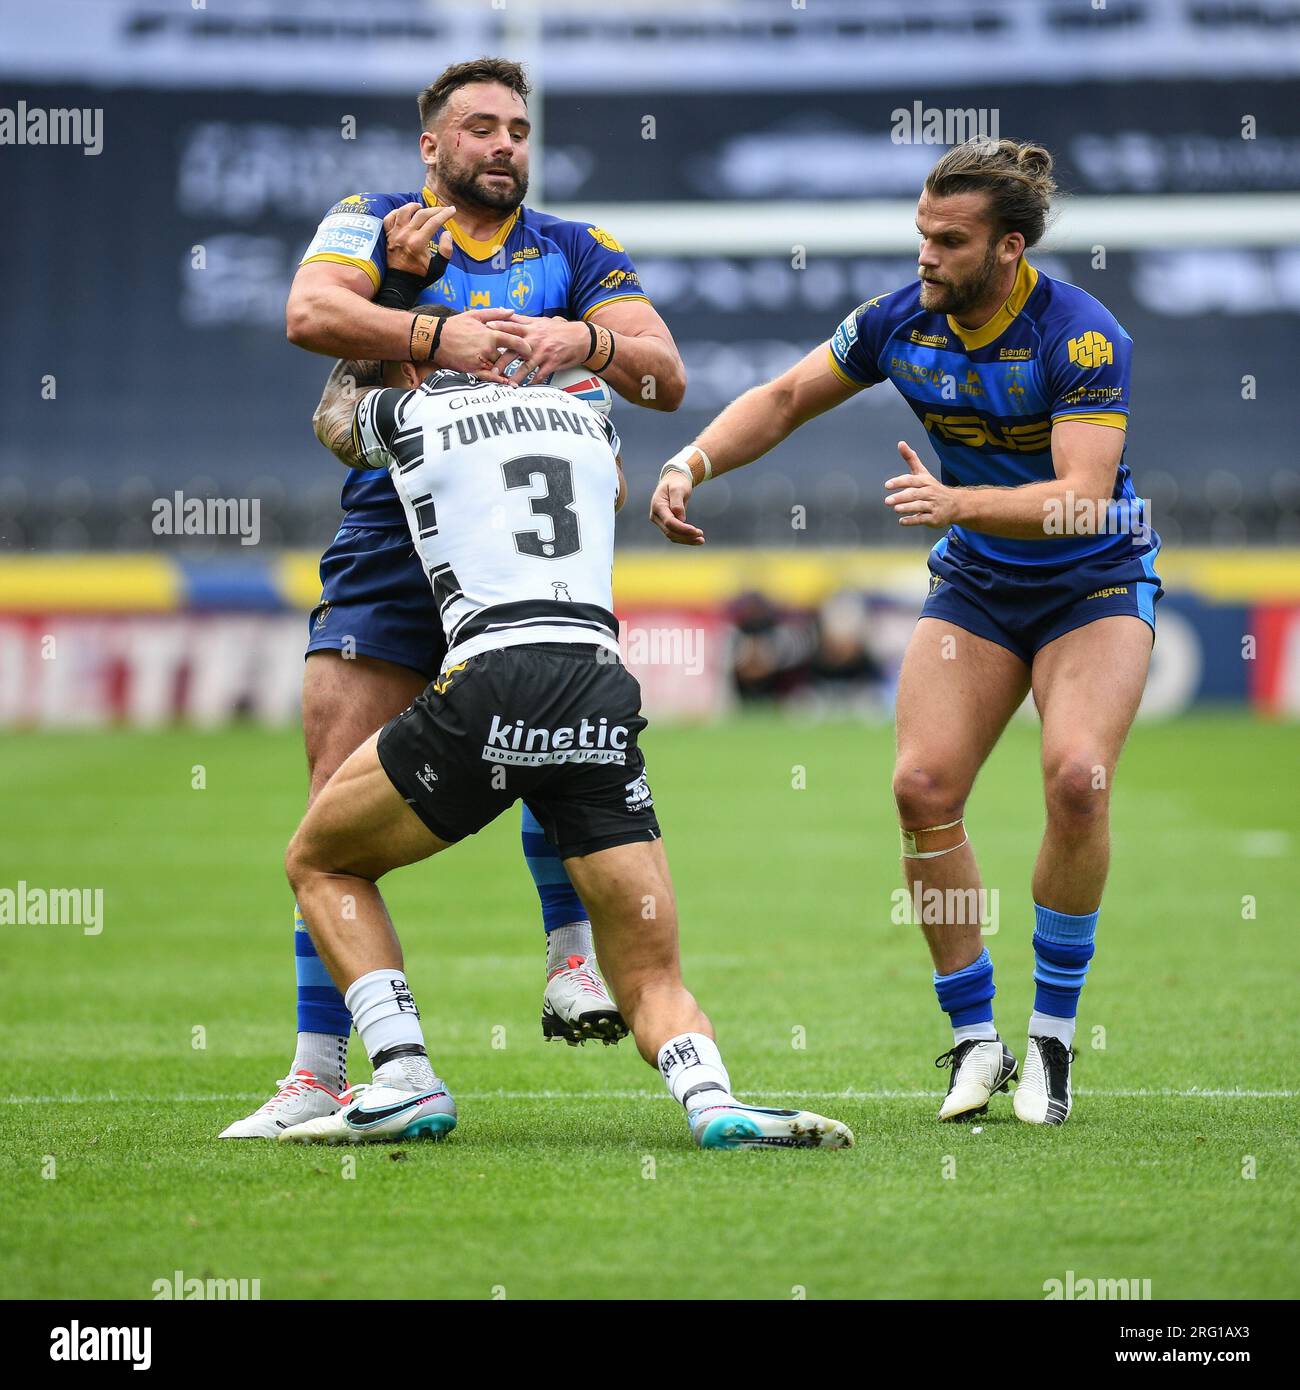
[1,713,1296,1300]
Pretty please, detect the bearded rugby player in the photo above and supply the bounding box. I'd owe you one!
[221,57,686,1139]
[650,138,1160,1126]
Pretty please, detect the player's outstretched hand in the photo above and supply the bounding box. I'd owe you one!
[435,309,532,385]
[383,202,455,278]
[884,440,959,528]
[488,313,592,383]
[649,467,705,545]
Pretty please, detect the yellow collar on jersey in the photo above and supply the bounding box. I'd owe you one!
[946,256,1039,352]
[422,185,519,260]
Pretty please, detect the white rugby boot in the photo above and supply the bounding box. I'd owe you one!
[541,954,628,1046]
[687,1093,855,1150]
[278,1056,456,1144]
[217,1070,346,1139]
[935,1037,1018,1121]
[1013,1035,1074,1125]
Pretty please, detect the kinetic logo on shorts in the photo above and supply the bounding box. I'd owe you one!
[483,714,630,766]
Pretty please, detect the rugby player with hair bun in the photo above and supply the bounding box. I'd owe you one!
[651,139,1161,1127]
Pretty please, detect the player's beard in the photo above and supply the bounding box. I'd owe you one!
[437,152,529,215]
[918,240,1000,317]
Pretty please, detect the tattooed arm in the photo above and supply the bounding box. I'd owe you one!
[311,357,385,468]
[615,455,627,513]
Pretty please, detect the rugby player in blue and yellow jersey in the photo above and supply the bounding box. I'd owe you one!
[650,138,1161,1127]
[220,58,686,1139]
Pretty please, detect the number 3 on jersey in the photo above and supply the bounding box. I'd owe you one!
[502,454,582,560]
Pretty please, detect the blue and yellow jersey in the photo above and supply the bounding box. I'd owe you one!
[300,188,650,525]
[828,258,1151,567]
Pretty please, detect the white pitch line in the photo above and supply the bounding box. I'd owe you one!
[2,1087,1295,1105]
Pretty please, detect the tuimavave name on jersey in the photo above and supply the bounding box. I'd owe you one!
[352,371,624,671]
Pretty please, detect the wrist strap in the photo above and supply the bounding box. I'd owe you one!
[583,322,616,374]
[375,268,427,311]
[660,445,712,486]
[410,312,445,364]
[422,247,449,286]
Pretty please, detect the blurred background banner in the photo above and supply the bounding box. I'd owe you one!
[2,0,1298,723]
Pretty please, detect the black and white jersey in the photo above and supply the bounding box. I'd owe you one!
[352,372,623,670]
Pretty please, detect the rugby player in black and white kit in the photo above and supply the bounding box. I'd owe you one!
[276,315,853,1149]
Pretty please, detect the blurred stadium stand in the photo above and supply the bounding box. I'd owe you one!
[2,0,1298,551]
[3,0,1299,725]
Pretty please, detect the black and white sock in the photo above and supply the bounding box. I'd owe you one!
[656,1032,737,1111]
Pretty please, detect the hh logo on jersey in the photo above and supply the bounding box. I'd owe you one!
[507,265,535,310]
[1067,331,1114,369]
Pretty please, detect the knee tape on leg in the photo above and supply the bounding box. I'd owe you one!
[900,818,967,860]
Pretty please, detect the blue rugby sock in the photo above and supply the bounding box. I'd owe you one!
[934,947,997,1044]
[520,804,593,971]
[293,901,351,1076]
[1030,903,1098,1047]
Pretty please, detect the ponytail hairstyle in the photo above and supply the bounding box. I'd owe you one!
[923,138,1058,248]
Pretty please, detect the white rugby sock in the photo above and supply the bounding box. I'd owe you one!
[546,921,595,974]
[953,1022,999,1046]
[345,969,427,1060]
[657,1032,736,1109]
[1029,1010,1076,1048]
[291,1032,348,1092]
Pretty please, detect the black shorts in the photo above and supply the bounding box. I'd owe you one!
[376,643,661,859]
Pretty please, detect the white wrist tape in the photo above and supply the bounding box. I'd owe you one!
[661,445,712,485]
